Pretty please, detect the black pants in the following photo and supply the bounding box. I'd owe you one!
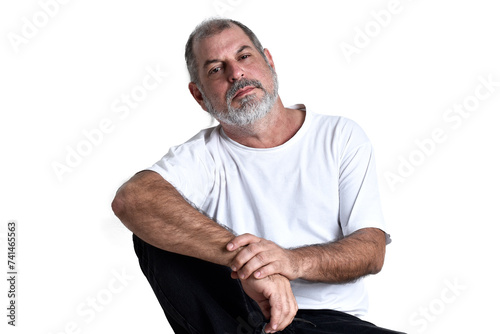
[133,235,405,333]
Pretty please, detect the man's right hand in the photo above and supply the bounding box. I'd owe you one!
[240,273,297,333]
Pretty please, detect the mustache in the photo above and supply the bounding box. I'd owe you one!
[226,79,264,102]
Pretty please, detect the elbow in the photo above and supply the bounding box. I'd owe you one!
[367,228,386,275]
[111,183,134,222]
[111,191,126,219]
[111,183,140,235]
[370,245,386,275]
[370,256,385,275]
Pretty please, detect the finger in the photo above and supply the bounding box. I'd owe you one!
[248,247,286,279]
[231,242,266,272]
[252,263,279,279]
[226,233,261,251]
[236,253,272,279]
[266,296,283,333]
[280,287,293,331]
[284,288,298,329]
[269,283,291,332]
[271,276,296,332]
[236,245,285,279]
[274,288,295,332]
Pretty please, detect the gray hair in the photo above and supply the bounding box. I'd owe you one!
[185,18,266,84]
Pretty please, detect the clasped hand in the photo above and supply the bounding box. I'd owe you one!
[227,233,299,333]
[227,233,300,281]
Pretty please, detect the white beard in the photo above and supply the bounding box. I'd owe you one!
[201,69,279,127]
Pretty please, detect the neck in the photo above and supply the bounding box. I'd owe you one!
[220,98,305,148]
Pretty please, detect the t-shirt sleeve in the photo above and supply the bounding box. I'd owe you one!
[337,118,391,244]
[146,136,214,210]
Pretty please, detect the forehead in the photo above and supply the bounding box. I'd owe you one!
[193,25,255,64]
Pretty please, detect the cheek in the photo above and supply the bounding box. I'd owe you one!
[254,65,275,86]
[204,84,228,102]
[260,73,275,92]
[210,88,231,107]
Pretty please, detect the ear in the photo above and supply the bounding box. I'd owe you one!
[263,48,275,70]
[188,82,207,111]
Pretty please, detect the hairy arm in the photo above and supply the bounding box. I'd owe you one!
[290,228,386,283]
[112,170,297,331]
[228,228,386,283]
[111,170,237,266]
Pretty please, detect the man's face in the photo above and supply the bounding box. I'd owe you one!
[191,25,278,126]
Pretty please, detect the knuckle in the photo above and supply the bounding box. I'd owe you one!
[233,257,243,268]
[247,243,259,253]
[265,265,276,277]
[255,252,266,263]
[242,233,253,239]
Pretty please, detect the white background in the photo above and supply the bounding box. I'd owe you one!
[1,0,499,333]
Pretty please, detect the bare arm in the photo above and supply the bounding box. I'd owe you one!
[290,228,386,283]
[112,170,298,331]
[111,170,237,266]
[228,228,386,283]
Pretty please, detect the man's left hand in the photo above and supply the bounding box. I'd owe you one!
[227,233,300,280]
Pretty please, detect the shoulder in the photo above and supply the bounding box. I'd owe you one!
[308,112,368,141]
[168,126,220,157]
[148,127,220,207]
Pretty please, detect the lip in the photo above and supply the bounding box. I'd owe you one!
[233,86,255,99]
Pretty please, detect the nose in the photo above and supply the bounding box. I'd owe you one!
[227,62,244,82]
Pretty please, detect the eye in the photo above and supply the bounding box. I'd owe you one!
[209,66,222,75]
[240,54,250,60]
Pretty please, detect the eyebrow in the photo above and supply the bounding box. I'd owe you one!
[202,45,253,70]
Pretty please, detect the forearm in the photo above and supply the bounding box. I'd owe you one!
[228,228,387,284]
[112,170,237,266]
[291,228,386,283]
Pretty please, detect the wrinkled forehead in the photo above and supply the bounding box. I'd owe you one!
[192,25,255,67]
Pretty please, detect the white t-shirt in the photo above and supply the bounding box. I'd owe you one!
[148,104,389,316]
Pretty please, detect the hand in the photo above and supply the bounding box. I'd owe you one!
[227,233,300,280]
[240,274,298,333]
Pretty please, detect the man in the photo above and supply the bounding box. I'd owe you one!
[112,18,404,333]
